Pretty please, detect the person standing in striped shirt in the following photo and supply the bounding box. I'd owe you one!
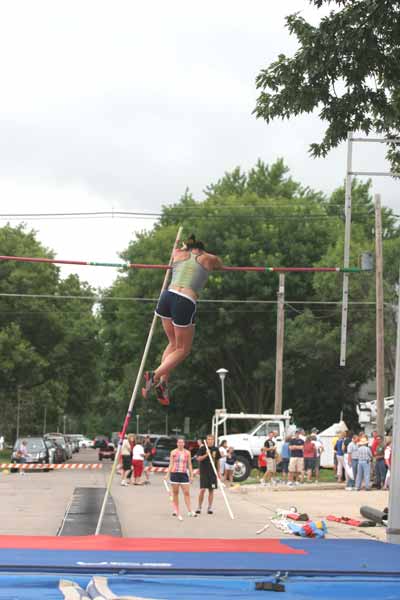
[166,437,196,520]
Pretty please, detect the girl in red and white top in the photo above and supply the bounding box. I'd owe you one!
[131,437,145,485]
[165,437,196,519]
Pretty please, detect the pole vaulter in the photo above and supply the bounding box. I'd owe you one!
[0,254,365,272]
[94,226,183,535]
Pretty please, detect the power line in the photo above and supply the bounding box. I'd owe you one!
[0,291,380,305]
[0,209,398,222]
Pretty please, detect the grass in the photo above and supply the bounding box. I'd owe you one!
[240,467,338,485]
[0,450,11,461]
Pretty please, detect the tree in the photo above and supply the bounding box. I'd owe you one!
[0,225,101,440]
[254,0,400,169]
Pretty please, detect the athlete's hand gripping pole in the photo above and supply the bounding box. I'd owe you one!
[203,439,235,520]
[95,226,183,535]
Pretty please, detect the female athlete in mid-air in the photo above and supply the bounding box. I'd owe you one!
[142,234,222,405]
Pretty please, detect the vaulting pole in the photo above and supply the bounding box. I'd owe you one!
[0,254,364,273]
[387,268,400,544]
[203,439,234,520]
[94,226,183,535]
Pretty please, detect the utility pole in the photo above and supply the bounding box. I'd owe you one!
[274,274,285,415]
[375,194,385,437]
[16,385,22,440]
[43,405,47,436]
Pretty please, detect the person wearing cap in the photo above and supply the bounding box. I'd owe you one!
[355,435,372,491]
[311,428,322,443]
[288,431,304,486]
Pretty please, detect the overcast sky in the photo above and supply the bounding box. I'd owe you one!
[1,0,398,289]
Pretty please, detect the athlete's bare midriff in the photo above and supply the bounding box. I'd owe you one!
[169,249,222,301]
[169,285,199,301]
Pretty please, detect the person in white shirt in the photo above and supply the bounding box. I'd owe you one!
[131,437,145,485]
[311,434,324,483]
[218,440,227,476]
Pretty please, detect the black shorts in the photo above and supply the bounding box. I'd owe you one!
[258,466,267,473]
[122,455,132,471]
[155,290,196,327]
[170,472,190,484]
[200,471,218,490]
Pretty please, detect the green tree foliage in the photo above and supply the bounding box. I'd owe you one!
[254,0,400,169]
[100,160,399,433]
[0,225,101,441]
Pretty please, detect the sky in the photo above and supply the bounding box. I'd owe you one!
[1,0,399,289]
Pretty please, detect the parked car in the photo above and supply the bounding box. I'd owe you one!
[11,437,51,468]
[44,435,69,462]
[152,436,184,467]
[98,442,116,461]
[78,437,94,448]
[93,435,109,449]
[65,435,79,454]
[45,439,65,463]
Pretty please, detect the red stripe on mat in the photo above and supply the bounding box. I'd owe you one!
[0,535,306,554]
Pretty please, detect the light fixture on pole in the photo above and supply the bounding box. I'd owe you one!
[136,414,140,435]
[216,368,229,436]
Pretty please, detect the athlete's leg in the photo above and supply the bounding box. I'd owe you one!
[154,325,194,381]
[171,484,180,516]
[197,488,206,512]
[207,489,214,511]
[182,485,192,512]
[158,318,176,383]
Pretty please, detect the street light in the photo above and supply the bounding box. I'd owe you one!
[216,368,229,436]
[136,415,140,435]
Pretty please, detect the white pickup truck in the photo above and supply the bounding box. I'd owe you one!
[213,410,293,482]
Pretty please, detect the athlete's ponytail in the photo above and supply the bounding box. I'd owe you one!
[183,234,206,251]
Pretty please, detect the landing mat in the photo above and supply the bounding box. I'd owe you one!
[1,573,400,600]
[0,536,399,576]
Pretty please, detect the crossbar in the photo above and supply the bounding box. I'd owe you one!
[350,171,400,177]
[0,255,366,273]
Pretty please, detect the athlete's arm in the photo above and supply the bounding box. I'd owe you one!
[204,253,223,270]
[187,450,194,479]
[166,450,174,479]
[196,448,209,462]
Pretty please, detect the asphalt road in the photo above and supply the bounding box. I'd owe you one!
[0,448,390,541]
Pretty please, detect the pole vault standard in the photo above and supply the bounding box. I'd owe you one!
[340,132,400,367]
[94,226,183,536]
[0,255,364,273]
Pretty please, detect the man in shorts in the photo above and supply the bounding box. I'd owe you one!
[195,434,221,515]
[260,432,277,485]
[288,430,304,486]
